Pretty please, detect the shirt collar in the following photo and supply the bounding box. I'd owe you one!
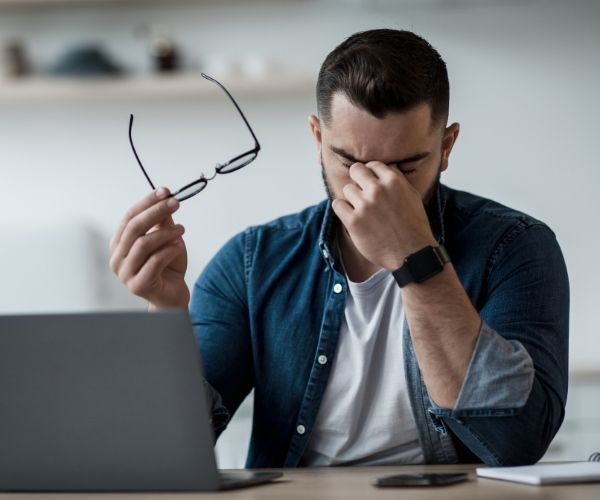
[317,200,338,270]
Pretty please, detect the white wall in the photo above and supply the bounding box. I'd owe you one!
[1,0,598,365]
[1,0,599,463]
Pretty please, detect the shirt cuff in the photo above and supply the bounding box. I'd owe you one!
[433,321,535,415]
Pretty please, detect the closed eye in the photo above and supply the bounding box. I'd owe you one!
[342,161,416,175]
[393,159,423,175]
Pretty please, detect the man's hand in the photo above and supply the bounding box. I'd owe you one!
[109,187,190,310]
[331,161,437,270]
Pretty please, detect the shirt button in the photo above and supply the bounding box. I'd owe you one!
[333,283,343,294]
[318,355,328,365]
[322,249,329,259]
[296,425,306,435]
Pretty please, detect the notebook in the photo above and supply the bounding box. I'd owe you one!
[476,454,600,485]
[0,311,282,492]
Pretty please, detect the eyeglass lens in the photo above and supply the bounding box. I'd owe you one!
[218,151,258,174]
[171,179,209,202]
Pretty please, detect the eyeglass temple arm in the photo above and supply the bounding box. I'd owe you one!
[201,73,261,151]
[129,114,156,190]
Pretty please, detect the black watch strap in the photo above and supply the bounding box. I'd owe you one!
[392,245,450,288]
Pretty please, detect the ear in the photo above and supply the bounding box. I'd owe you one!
[308,114,322,162]
[440,122,460,172]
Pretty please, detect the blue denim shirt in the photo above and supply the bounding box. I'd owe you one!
[190,183,569,467]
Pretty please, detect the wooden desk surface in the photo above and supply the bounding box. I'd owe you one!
[1,464,599,499]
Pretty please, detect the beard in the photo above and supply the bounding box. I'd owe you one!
[423,169,442,206]
[320,152,336,202]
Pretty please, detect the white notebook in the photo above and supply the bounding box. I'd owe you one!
[477,459,600,486]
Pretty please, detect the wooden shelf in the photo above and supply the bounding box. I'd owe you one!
[569,367,600,381]
[0,72,315,101]
[0,0,273,7]
[0,0,305,9]
[0,0,190,7]
[0,0,299,9]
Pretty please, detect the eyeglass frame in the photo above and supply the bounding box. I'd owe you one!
[128,72,261,201]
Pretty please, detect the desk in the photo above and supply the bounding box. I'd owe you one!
[0,464,598,499]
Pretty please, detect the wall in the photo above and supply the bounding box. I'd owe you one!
[1,0,599,464]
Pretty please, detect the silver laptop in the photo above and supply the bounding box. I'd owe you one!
[0,311,281,491]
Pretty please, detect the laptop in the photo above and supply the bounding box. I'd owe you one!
[0,311,282,491]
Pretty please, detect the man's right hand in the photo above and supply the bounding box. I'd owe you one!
[109,187,190,310]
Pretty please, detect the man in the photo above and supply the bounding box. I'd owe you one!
[110,29,569,467]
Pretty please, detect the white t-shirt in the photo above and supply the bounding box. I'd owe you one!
[301,267,424,466]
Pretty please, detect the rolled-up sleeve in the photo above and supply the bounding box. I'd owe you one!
[452,322,535,411]
[429,223,569,465]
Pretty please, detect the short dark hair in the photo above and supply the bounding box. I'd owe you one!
[317,29,449,128]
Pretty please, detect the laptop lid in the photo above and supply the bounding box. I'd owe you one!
[0,310,222,491]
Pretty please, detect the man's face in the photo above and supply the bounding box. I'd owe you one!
[310,93,458,205]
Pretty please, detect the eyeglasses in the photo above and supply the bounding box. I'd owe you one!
[128,73,261,202]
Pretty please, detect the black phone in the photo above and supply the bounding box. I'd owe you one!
[373,472,469,487]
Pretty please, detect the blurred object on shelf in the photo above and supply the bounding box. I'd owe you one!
[49,45,122,77]
[240,54,283,80]
[133,24,180,74]
[203,54,284,81]
[203,55,242,81]
[151,35,179,73]
[0,40,29,80]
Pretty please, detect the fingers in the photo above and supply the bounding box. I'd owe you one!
[348,162,377,187]
[113,224,185,284]
[110,187,173,253]
[113,193,180,265]
[125,241,184,298]
[345,162,387,207]
[348,161,398,190]
[342,183,363,209]
[365,161,402,183]
[109,187,182,288]
[331,198,354,226]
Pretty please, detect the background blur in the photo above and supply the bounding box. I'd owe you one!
[1,0,599,467]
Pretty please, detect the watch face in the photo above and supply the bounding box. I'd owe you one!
[392,245,450,287]
[406,246,444,283]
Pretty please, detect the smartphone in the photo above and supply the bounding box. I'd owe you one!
[373,472,469,487]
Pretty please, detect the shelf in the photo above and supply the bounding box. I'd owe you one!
[0,72,316,102]
[0,0,307,10]
[0,0,273,7]
[569,368,600,381]
[0,0,189,7]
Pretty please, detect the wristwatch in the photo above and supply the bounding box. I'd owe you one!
[392,245,450,288]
